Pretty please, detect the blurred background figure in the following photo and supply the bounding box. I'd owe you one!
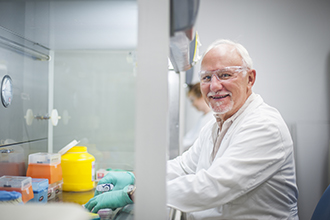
[183,82,215,151]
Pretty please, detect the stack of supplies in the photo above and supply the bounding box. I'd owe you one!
[26,152,63,200]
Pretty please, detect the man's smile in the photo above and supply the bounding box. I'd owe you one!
[208,93,230,100]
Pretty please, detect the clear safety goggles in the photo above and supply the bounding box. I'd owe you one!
[199,66,247,83]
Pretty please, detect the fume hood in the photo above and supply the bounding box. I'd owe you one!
[0,0,198,219]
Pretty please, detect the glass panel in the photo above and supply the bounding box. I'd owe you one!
[53,50,136,172]
[50,0,138,174]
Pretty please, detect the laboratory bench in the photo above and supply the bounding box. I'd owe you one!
[48,190,179,220]
[48,189,134,220]
[1,187,174,220]
[48,189,95,205]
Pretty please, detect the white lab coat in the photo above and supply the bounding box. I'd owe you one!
[167,94,299,220]
[183,111,215,151]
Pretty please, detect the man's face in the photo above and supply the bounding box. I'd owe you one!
[200,45,255,121]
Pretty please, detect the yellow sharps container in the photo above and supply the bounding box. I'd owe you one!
[61,146,95,192]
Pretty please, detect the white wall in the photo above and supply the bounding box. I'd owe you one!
[186,1,330,219]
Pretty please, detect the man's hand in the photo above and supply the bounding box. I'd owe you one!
[85,185,133,213]
[95,171,135,196]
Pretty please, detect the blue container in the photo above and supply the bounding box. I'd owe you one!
[28,178,49,203]
[0,190,23,204]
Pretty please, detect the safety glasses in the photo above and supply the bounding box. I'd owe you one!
[199,66,247,83]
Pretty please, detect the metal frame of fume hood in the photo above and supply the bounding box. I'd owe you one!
[0,26,50,61]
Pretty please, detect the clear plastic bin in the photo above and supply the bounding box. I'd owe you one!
[0,146,26,176]
[47,180,63,200]
[0,176,33,203]
[27,153,62,184]
[28,153,61,164]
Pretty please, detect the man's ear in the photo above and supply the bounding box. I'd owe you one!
[248,69,256,87]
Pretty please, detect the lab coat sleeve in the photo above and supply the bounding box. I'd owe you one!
[167,113,292,212]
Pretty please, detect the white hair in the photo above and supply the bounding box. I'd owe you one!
[202,39,253,69]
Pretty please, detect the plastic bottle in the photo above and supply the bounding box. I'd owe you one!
[61,146,95,191]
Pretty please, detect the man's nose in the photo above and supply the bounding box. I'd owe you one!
[210,74,223,91]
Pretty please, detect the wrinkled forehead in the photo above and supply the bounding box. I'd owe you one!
[201,45,243,70]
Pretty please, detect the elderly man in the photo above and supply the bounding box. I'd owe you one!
[85,39,299,219]
[166,39,299,219]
